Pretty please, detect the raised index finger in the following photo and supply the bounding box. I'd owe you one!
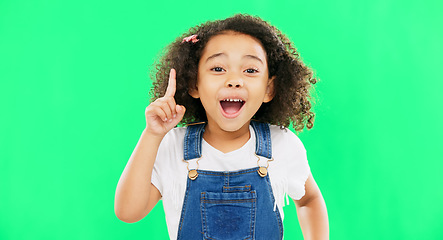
[164,68,176,97]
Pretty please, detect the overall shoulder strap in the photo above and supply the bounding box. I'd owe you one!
[250,121,272,159]
[183,121,272,160]
[183,122,206,161]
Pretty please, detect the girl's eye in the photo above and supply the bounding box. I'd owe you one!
[245,68,259,74]
[211,67,225,72]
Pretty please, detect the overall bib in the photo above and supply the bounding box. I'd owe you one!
[176,121,283,240]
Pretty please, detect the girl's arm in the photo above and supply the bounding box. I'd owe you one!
[294,173,329,240]
[114,69,185,223]
[114,131,164,223]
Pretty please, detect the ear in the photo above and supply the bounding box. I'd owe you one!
[188,86,200,99]
[263,76,275,103]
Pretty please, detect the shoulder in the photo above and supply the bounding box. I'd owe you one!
[164,126,187,140]
[159,126,187,147]
[156,126,187,162]
[154,126,188,170]
[269,125,306,153]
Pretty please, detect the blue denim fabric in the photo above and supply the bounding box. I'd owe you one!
[177,122,283,240]
[184,123,206,161]
[250,121,272,159]
[183,121,272,160]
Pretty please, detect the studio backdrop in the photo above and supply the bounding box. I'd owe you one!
[1,0,442,239]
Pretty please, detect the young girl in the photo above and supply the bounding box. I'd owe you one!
[115,14,329,240]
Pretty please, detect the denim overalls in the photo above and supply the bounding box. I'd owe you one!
[176,121,283,240]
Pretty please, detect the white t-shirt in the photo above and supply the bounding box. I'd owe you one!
[151,124,311,239]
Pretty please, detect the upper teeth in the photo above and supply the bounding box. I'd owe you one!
[223,99,243,102]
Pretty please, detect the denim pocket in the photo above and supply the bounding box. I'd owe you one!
[201,191,256,240]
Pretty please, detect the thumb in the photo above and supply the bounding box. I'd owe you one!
[168,105,186,127]
[175,105,186,117]
[175,105,186,120]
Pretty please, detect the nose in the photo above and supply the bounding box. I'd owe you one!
[225,73,244,88]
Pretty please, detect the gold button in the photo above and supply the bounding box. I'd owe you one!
[189,169,198,180]
[257,167,267,177]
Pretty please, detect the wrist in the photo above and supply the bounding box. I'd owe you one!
[142,128,167,141]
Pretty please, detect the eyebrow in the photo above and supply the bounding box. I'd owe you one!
[205,53,226,63]
[205,52,264,64]
[244,54,264,64]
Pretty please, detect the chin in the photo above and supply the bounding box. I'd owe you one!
[215,118,250,133]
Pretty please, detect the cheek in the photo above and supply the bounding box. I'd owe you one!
[249,80,268,92]
[199,77,221,92]
[196,83,214,101]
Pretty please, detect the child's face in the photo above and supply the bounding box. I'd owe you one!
[190,31,274,132]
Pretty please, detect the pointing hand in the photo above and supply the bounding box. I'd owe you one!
[144,69,186,137]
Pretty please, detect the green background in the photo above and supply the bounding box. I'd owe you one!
[1,0,442,239]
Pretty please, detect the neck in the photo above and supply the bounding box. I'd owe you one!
[203,120,251,153]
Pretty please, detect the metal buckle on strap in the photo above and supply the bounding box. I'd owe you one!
[183,157,201,180]
[256,153,274,177]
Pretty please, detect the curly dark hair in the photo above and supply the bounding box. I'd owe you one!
[149,13,317,131]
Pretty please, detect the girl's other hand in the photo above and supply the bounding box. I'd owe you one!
[144,68,186,137]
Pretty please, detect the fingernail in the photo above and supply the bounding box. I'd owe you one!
[168,119,173,123]
[173,114,177,118]
[164,118,168,121]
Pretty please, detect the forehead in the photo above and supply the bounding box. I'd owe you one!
[200,32,267,62]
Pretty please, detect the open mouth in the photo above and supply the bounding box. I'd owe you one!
[220,98,245,118]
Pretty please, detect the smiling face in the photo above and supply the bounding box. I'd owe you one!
[189,31,275,133]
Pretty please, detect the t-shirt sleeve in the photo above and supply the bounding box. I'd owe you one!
[151,155,163,197]
[285,130,311,200]
[150,130,174,197]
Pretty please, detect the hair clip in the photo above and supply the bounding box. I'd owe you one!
[182,34,199,43]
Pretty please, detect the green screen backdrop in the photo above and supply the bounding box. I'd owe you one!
[1,0,442,239]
